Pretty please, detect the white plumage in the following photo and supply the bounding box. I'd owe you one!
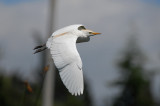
[34,24,100,96]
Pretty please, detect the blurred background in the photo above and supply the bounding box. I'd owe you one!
[0,0,160,106]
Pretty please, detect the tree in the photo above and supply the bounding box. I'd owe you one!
[112,37,155,106]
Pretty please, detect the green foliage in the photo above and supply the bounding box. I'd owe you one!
[0,72,41,106]
[0,69,92,106]
[112,38,155,106]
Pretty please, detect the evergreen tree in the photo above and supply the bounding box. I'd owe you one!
[112,37,155,106]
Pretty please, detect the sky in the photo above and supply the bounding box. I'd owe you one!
[0,0,160,106]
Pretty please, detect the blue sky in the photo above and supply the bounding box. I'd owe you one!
[0,0,40,5]
[143,0,160,4]
[1,0,160,5]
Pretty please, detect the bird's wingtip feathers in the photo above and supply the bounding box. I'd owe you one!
[69,88,83,96]
[81,88,83,95]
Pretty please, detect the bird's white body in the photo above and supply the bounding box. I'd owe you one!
[44,24,100,96]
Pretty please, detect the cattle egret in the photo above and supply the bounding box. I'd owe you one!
[34,24,101,96]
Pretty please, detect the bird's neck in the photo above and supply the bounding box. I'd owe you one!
[65,35,78,43]
[53,34,78,44]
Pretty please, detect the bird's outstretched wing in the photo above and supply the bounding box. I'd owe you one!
[46,34,84,96]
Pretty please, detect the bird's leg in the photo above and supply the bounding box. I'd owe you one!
[33,44,46,50]
[33,44,47,54]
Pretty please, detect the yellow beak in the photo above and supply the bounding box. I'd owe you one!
[91,32,101,35]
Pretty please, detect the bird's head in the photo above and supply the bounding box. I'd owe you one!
[75,25,101,37]
[52,24,101,39]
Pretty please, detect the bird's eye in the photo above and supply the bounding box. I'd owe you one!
[78,26,86,30]
[89,32,92,34]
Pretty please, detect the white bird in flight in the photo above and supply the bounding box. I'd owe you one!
[34,24,101,96]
